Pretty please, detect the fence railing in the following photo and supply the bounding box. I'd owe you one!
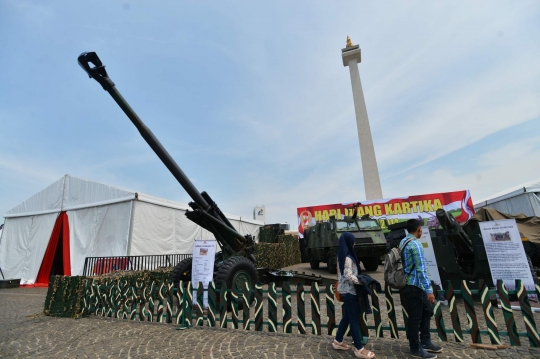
[77,275,540,347]
[82,254,192,276]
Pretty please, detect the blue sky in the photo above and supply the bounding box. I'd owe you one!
[1,0,539,227]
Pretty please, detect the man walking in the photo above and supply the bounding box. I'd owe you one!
[400,219,442,358]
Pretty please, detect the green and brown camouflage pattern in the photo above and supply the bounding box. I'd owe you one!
[255,235,302,269]
[304,216,386,271]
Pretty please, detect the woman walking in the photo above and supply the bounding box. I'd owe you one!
[333,232,376,358]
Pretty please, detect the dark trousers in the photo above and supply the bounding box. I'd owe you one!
[335,293,364,350]
[403,285,433,350]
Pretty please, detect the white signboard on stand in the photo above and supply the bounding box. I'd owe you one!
[479,219,535,292]
[406,227,443,289]
[191,240,217,308]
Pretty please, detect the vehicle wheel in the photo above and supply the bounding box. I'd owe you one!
[362,257,379,272]
[310,260,320,270]
[215,256,258,309]
[171,257,193,285]
[327,255,337,274]
[215,256,258,292]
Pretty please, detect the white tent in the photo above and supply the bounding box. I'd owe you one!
[0,175,262,285]
[474,178,540,217]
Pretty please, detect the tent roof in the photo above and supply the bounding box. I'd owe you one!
[474,178,540,208]
[4,175,264,225]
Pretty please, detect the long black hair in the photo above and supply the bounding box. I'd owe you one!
[337,232,361,275]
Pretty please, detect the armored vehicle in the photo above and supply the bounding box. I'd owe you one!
[304,215,387,273]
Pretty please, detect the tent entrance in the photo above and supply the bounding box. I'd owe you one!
[35,212,71,285]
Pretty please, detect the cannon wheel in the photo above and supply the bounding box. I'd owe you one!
[310,260,320,270]
[215,256,258,293]
[362,257,379,272]
[171,257,193,285]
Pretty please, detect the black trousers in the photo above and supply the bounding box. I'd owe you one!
[402,285,434,350]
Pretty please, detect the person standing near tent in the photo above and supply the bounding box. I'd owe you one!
[332,232,375,359]
[400,219,442,358]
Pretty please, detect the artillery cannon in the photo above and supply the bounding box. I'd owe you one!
[386,209,492,289]
[78,52,262,292]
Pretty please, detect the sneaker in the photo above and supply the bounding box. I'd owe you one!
[410,347,437,358]
[422,341,443,353]
[332,339,351,350]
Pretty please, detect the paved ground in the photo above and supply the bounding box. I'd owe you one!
[2,287,540,358]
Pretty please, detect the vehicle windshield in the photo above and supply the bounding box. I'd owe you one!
[357,220,380,230]
[335,221,359,231]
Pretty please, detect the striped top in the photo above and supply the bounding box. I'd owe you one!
[399,234,433,294]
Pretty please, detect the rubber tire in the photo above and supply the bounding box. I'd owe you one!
[214,256,259,291]
[327,255,337,274]
[310,260,320,270]
[171,257,193,285]
[362,257,379,272]
[215,256,258,310]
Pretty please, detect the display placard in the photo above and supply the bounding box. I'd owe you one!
[479,219,535,292]
[191,240,217,308]
[406,227,442,289]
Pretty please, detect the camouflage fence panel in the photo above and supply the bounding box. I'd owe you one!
[242,282,251,331]
[175,281,184,325]
[479,280,500,345]
[184,281,192,327]
[282,282,292,333]
[268,282,278,333]
[254,283,264,331]
[219,284,228,329]
[461,280,481,343]
[196,282,204,326]
[64,273,540,346]
[384,285,399,339]
[311,283,321,335]
[326,284,336,336]
[137,280,148,321]
[446,281,464,343]
[358,295,369,338]
[107,281,115,317]
[207,282,217,327]
[370,284,383,338]
[515,279,540,347]
[166,282,174,323]
[231,286,239,329]
[497,280,520,346]
[431,283,448,342]
[297,283,306,334]
[156,279,166,322]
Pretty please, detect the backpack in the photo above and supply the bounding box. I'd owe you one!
[384,238,414,289]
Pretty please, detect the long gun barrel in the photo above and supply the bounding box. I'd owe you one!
[78,52,253,261]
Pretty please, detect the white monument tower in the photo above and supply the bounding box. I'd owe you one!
[342,36,383,200]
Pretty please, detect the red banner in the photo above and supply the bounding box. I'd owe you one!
[297,190,474,237]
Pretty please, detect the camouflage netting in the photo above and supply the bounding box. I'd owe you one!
[256,234,301,269]
[258,226,284,243]
[277,234,302,267]
[256,243,286,268]
[44,276,87,318]
[43,268,174,318]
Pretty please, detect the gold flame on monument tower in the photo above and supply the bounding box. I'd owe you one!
[346,36,353,48]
